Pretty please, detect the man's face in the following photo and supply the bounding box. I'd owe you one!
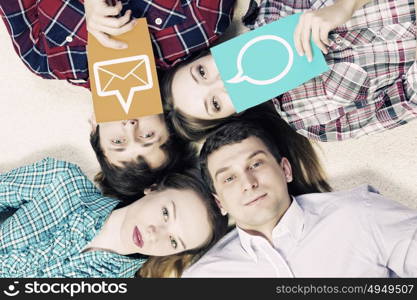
[97,114,170,169]
[207,136,292,233]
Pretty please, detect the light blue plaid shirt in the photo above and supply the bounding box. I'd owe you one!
[0,158,146,278]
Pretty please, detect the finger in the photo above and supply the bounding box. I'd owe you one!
[101,0,123,16]
[320,24,331,47]
[95,10,132,28]
[93,31,127,49]
[312,23,328,54]
[293,14,305,56]
[301,18,313,62]
[92,20,136,36]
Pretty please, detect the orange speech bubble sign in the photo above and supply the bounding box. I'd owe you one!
[88,18,163,122]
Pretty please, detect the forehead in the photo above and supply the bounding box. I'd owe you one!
[102,145,168,169]
[207,136,271,172]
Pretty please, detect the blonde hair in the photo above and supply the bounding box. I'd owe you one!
[138,253,196,277]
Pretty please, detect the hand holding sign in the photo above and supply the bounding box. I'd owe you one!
[85,0,136,49]
[88,18,163,122]
[211,13,329,113]
[293,1,357,61]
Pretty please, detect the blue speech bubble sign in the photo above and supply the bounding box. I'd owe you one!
[227,35,294,86]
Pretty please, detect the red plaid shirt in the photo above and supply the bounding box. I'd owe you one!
[0,0,234,88]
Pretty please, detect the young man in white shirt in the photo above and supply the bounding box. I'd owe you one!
[182,120,417,277]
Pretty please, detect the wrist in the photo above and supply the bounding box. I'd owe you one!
[335,0,356,15]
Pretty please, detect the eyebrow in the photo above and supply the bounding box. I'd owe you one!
[204,98,211,116]
[214,150,267,181]
[189,66,198,84]
[171,200,186,250]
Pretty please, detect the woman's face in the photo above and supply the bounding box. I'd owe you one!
[171,54,236,120]
[97,114,170,169]
[120,188,212,256]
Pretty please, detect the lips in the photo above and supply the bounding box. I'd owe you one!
[245,193,267,206]
[133,226,144,248]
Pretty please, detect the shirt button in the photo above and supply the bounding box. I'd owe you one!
[335,38,342,44]
[155,18,163,25]
[66,36,73,43]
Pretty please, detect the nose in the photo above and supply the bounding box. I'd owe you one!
[214,74,225,89]
[146,224,168,243]
[123,119,141,141]
[241,172,258,192]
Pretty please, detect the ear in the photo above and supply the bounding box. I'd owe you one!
[280,157,293,183]
[89,113,98,132]
[213,193,228,216]
[144,183,158,195]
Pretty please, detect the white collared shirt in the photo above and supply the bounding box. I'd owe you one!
[182,186,417,277]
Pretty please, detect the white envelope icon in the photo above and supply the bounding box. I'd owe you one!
[93,55,153,114]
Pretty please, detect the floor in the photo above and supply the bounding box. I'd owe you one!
[0,0,416,209]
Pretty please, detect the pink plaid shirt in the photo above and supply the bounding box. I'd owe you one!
[251,0,417,141]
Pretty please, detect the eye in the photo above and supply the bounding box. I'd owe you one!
[111,138,126,145]
[211,97,221,112]
[170,236,178,249]
[162,207,169,222]
[249,161,263,170]
[223,175,235,183]
[198,65,207,79]
[141,132,155,139]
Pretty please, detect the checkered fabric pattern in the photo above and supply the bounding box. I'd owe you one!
[0,0,234,88]
[0,158,145,278]
[251,0,417,141]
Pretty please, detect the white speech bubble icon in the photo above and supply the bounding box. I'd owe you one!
[227,35,294,85]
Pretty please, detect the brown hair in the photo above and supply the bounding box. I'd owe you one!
[136,170,229,277]
[199,110,331,196]
[161,50,228,142]
[89,121,198,205]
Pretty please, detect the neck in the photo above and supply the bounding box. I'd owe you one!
[83,207,128,254]
[240,196,292,244]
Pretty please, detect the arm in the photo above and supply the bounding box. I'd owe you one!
[294,0,372,61]
[366,192,417,277]
[0,0,87,80]
[0,158,78,212]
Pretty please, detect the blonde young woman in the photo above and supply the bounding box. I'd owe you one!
[0,158,227,277]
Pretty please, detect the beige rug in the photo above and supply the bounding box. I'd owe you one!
[0,0,416,209]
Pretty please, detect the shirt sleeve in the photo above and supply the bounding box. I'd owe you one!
[0,158,83,212]
[364,190,417,277]
[0,0,87,81]
[149,0,235,68]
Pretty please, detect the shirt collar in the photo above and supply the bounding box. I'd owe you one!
[236,196,305,262]
[271,196,305,241]
[236,226,259,262]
